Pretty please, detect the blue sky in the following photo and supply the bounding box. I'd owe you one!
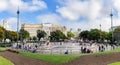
[0,0,120,31]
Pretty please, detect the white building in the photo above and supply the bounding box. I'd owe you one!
[21,23,67,37]
[2,20,8,29]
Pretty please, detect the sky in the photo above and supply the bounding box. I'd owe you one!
[0,0,120,32]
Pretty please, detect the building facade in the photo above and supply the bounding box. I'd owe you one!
[109,26,120,42]
[21,23,67,37]
[2,19,9,30]
[109,26,120,31]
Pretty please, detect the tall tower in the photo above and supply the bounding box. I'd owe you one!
[17,6,20,45]
[110,9,114,43]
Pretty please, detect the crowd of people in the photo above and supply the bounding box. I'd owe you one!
[12,41,119,54]
[79,43,118,54]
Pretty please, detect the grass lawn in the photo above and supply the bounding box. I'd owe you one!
[92,48,120,55]
[20,52,81,64]
[0,50,4,52]
[0,48,5,52]
[108,62,120,65]
[0,56,14,65]
[19,47,120,64]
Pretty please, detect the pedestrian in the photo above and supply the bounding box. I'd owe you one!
[81,47,83,53]
[87,49,90,53]
[83,47,86,53]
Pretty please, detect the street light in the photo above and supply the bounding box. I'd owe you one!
[17,7,20,46]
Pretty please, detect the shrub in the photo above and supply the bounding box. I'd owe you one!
[0,43,11,47]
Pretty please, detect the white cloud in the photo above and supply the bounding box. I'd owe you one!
[56,0,110,20]
[114,0,120,11]
[56,0,89,20]
[37,13,61,24]
[55,0,120,31]
[0,0,47,13]
[88,0,102,20]
[0,0,8,11]
[114,0,120,17]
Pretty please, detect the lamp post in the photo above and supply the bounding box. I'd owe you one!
[17,7,20,46]
[110,10,114,44]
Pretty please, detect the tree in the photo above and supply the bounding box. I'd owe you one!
[0,29,4,41]
[0,26,18,42]
[0,26,5,31]
[89,29,100,41]
[0,26,5,41]
[7,31,18,42]
[37,30,46,40]
[6,30,11,39]
[79,30,90,40]
[19,29,30,41]
[67,32,75,39]
[107,32,112,42]
[50,30,66,42]
[100,31,108,42]
[33,36,37,41]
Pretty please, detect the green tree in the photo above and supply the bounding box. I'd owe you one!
[33,36,37,41]
[37,30,46,40]
[8,31,18,42]
[100,31,108,41]
[67,32,75,39]
[0,26,5,31]
[6,30,11,39]
[79,30,90,40]
[107,32,112,42]
[0,29,4,41]
[89,29,100,41]
[19,29,30,41]
[0,26,5,41]
[50,30,66,42]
